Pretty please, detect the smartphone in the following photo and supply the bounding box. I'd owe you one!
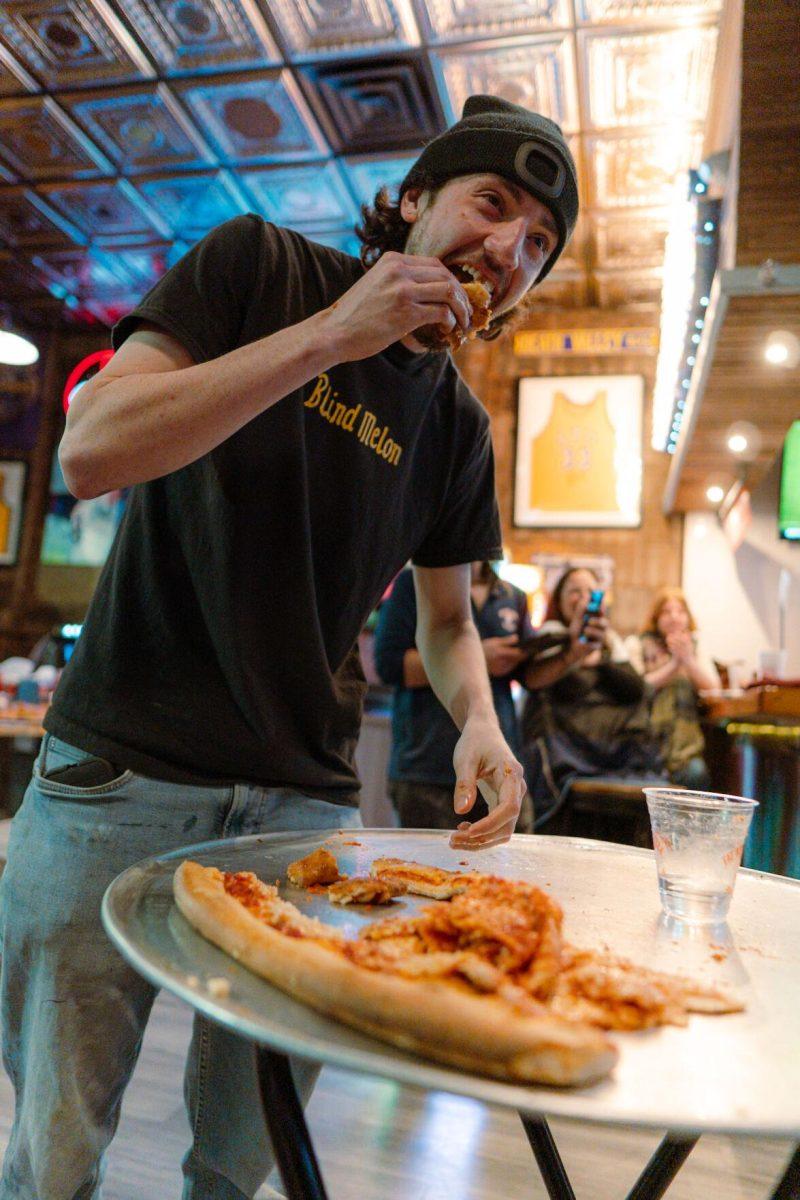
[43,757,122,787]
[578,589,605,643]
[517,629,571,655]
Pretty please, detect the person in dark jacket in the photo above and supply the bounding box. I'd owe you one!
[520,566,665,822]
[375,563,535,830]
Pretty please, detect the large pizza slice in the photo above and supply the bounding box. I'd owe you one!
[173,855,741,1088]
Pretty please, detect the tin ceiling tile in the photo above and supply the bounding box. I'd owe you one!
[59,83,215,174]
[110,0,281,76]
[0,163,18,182]
[134,169,250,239]
[581,25,718,130]
[344,151,417,206]
[586,126,704,207]
[415,0,570,44]
[304,57,444,153]
[432,36,579,131]
[267,0,420,61]
[37,178,171,242]
[100,241,171,292]
[0,95,113,180]
[576,0,721,23]
[308,227,362,257]
[0,0,155,89]
[30,244,132,300]
[593,206,669,268]
[0,184,82,245]
[0,41,38,95]
[238,161,356,231]
[173,70,328,164]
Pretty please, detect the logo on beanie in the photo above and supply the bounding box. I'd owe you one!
[514,142,567,199]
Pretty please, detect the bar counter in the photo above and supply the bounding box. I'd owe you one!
[703,688,800,879]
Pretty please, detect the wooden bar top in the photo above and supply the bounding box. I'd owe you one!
[702,685,800,723]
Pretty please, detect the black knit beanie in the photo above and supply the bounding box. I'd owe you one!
[401,94,578,282]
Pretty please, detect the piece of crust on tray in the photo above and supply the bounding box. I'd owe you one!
[328,877,406,906]
[287,847,341,888]
[369,857,475,900]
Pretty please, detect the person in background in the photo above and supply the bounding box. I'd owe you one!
[628,587,719,789]
[520,566,665,822]
[375,562,535,831]
[631,586,721,693]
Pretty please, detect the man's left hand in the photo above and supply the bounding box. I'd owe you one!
[449,715,527,850]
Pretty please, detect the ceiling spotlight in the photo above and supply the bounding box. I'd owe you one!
[764,330,800,368]
[0,330,39,366]
[706,485,725,504]
[725,420,761,461]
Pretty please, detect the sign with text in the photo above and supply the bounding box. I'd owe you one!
[513,328,658,357]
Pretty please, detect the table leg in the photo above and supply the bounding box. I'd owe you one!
[519,1114,576,1200]
[771,1144,800,1200]
[624,1133,700,1200]
[255,1047,329,1200]
[520,1115,700,1200]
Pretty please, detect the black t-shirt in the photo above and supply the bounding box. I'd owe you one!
[46,216,502,803]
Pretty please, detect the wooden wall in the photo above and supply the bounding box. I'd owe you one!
[736,0,800,266]
[456,306,684,635]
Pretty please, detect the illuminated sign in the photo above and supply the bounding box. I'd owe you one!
[513,329,658,357]
[62,349,114,413]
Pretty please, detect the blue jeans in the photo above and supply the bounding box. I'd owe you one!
[0,735,361,1200]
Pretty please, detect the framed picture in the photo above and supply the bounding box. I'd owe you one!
[513,375,644,528]
[0,459,26,566]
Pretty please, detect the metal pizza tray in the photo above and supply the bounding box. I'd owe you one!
[101,829,800,1137]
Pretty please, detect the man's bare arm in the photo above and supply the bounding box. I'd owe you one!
[61,251,474,498]
[413,564,525,849]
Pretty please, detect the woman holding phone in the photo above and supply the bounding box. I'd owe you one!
[520,566,665,826]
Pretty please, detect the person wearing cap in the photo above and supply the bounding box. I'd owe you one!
[0,95,578,1199]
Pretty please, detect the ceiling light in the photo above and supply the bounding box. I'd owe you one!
[725,420,761,461]
[764,330,800,368]
[706,485,725,504]
[0,330,39,366]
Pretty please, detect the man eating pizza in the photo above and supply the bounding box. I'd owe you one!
[0,94,579,1200]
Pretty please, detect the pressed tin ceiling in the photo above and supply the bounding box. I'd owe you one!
[0,0,723,327]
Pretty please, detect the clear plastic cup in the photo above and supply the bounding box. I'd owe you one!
[643,789,758,924]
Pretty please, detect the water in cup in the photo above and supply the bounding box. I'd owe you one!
[644,789,758,924]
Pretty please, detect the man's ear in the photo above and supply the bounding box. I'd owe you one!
[400,187,423,224]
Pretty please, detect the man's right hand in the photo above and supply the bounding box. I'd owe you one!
[482,635,529,677]
[565,604,607,665]
[321,252,473,361]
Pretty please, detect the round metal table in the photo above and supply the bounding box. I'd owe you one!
[102,830,800,1200]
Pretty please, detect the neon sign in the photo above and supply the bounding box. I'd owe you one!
[62,349,114,413]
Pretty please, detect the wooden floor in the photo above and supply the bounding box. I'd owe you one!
[0,987,792,1200]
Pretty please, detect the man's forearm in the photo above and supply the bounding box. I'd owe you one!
[415,618,496,730]
[523,645,581,691]
[61,309,343,498]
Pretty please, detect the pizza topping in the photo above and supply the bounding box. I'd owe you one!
[286,848,342,888]
[370,857,475,899]
[223,870,344,942]
[214,860,740,1034]
[328,877,406,906]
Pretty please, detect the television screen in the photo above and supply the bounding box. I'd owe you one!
[779,420,800,541]
[40,449,125,566]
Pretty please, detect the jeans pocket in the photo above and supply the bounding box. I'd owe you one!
[34,734,135,802]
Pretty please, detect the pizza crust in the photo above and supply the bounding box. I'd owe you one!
[173,860,617,1087]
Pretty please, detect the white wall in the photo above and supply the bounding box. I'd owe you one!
[682,458,800,679]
